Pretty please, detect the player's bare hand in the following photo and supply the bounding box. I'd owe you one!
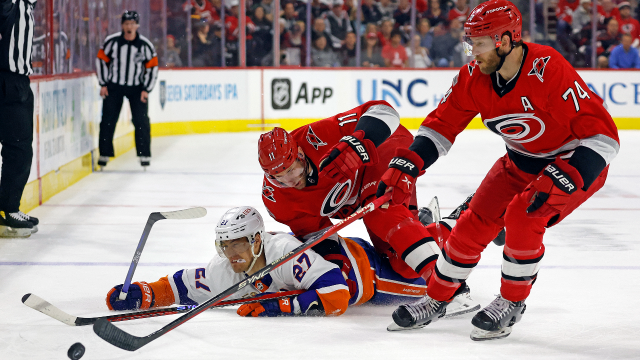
[141,91,149,103]
[100,86,109,98]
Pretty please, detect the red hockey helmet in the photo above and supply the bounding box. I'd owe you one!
[463,0,522,56]
[258,127,298,176]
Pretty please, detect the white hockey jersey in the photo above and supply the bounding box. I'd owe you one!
[166,232,350,315]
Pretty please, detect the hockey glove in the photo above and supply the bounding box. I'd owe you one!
[237,296,296,317]
[376,148,425,205]
[106,282,155,311]
[524,158,584,218]
[319,130,379,183]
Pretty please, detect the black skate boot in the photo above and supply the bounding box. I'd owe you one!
[444,193,474,220]
[470,295,526,341]
[0,211,34,238]
[139,156,151,169]
[387,294,449,331]
[16,211,38,233]
[97,156,109,167]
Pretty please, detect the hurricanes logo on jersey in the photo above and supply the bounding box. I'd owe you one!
[320,179,354,217]
[483,113,546,143]
[306,126,327,150]
[262,180,276,202]
[528,56,550,82]
[467,60,477,76]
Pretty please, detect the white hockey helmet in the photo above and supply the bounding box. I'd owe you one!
[215,207,265,272]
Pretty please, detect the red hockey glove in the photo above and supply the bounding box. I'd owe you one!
[376,148,425,206]
[237,296,295,317]
[319,130,379,183]
[524,158,584,218]
[106,282,155,311]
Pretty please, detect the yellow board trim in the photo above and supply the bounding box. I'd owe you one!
[20,132,135,214]
[151,117,638,136]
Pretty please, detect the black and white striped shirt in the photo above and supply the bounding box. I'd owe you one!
[96,32,159,92]
[0,0,36,76]
[32,31,70,75]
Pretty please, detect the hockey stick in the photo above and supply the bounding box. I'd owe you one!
[118,207,207,301]
[93,193,392,351]
[22,290,304,326]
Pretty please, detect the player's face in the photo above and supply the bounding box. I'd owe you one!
[271,157,307,189]
[218,237,256,273]
[464,36,501,74]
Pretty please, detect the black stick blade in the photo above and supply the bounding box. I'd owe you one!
[93,318,145,351]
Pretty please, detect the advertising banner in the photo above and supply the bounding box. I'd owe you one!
[260,69,639,123]
[148,69,261,122]
[37,76,104,175]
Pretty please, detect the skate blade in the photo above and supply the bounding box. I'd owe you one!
[0,226,32,238]
[445,302,481,318]
[387,321,428,332]
[30,225,38,234]
[470,326,512,341]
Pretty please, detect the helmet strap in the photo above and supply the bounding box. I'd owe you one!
[494,37,515,72]
[245,233,264,274]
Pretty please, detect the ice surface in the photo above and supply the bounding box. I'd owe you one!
[1,130,639,360]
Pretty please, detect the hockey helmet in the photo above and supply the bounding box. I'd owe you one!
[121,10,140,24]
[215,206,265,266]
[463,0,522,56]
[258,127,307,188]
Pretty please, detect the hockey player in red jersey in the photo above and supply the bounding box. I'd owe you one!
[378,0,620,340]
[258,100,479,317]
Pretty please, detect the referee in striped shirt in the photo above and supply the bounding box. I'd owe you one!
[0,0,40,237]
[96,10,158,168]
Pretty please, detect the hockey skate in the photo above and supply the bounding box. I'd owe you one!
[0,211,34,238]
[444,282,481,318]
[470,295,526,341]
[418,197,441,227]
[97,156,109,167]
[387,293,448,331]
[387,282,480,331]
[139,156,151,170]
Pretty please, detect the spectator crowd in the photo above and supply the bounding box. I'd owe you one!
[164,0,479,67]
[31,0,640,74]
[555,0,640,68]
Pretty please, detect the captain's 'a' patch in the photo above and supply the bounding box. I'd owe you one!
[528,56,551,82]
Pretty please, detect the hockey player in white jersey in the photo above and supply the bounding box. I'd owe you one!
[106,206,351,316]
[105,204,480,317]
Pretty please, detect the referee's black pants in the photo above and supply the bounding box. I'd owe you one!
[0,71,34,213]
[99,84,151,158]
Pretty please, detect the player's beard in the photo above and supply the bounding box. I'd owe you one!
[476,50,501,74]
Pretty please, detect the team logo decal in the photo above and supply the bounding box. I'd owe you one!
[468,60,476,76]
[134,52,147,63]
[528,56,550,82]
[483,113,546,143]
[262,180,276,202]
[272,78,291,110]
[306,126,327,150]
[321,179,353,217]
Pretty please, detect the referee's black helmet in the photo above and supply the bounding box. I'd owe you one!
[122,10,140,24]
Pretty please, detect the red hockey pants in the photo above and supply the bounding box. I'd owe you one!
[427,153,608,302]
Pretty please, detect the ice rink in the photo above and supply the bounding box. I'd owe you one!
[1,130,639,360]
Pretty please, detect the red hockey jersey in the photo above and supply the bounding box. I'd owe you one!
[416,42,619,180]
[262,101,413,237]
